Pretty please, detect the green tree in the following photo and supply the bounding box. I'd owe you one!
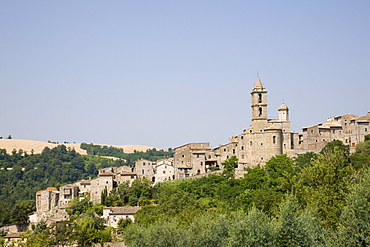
[10,200,35,231]
[320,140,349,157]
[222,156,238,179]
[0,201,10,226]
[227,208,273,246]
[66,196,92,219]
[101,187,108,206]
[298,146,353,229]
[73,212,107,247]
[350,135,370,170]
[338,168,370,246]
[294,152,318,169]
[273,196,325,247]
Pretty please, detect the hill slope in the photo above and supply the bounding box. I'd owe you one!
[0,139,153,155]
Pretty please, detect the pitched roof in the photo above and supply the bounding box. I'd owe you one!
[253,77,265,91]
[104,206,141,215]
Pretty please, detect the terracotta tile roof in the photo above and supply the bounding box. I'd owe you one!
[5,232,23,238]
[120,172,137,175]
[355,116,369,122]
[104,206,141,215]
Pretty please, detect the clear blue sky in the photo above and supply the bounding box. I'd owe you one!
[1,1,369,149]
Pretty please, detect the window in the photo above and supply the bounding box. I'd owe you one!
[258,93,262,103]
[241,146,244,150]
[196,154,199,158]
[250,141,252,146]
[259,107,263,117]
[241,136,244,139]
[366,128,368,132]
[142,170,144,174]
[242,155,244,159]
[163,171,166,174]
[200,162,203,166]
[273,136,276,144]
[208,155,211,158]
[233,149,235,154]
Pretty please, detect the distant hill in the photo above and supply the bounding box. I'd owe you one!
[0,139,153,155]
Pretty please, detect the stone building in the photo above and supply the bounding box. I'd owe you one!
[174,78,295,173]
[133,158,175,183]
[134,159,155,181]
[296,112,370,153]
[58,184,79,208]
[173,143,218,179]
[174,77,370,173]
[115,165,137,185]
[36,187,59,212]
[102,206,141,228]
[154,158,175,182]
[230,77,294,168]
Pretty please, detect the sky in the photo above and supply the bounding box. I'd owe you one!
[1,1,369,150]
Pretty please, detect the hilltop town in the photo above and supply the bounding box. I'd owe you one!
[29,77,370,226]
[1,77,369,246]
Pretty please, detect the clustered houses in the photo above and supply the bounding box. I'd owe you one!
[33,158,174,227]
[36,165,136,213]
[173,77,370,179]
[134,158,175,182]
[32,77,369,228]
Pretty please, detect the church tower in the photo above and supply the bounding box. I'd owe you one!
[251,77,267,121]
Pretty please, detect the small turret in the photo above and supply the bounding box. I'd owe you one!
[278,103,289,121]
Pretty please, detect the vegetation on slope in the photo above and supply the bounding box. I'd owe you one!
[2,136,370,246]
[80,143,174,166]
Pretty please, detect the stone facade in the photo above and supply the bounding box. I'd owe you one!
[133,158,175,183]
[154,158,175,182]
[174,77,370,173]
[36,187,59,212]
[58,184,79,208]
[296,113,370,153]
[102,206,141,228]
[134,159,155,181]
[173,143,218,179]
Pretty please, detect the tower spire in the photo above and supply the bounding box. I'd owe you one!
[253,76,265,91]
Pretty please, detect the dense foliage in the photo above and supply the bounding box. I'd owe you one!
[0,145,119,226]
[80,143,174,166]
[121,137,370,246]
[3,136,370,246]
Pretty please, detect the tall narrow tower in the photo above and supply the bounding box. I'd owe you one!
[251,77,267,121]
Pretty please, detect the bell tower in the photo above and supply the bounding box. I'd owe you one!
[251,77,267,121]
